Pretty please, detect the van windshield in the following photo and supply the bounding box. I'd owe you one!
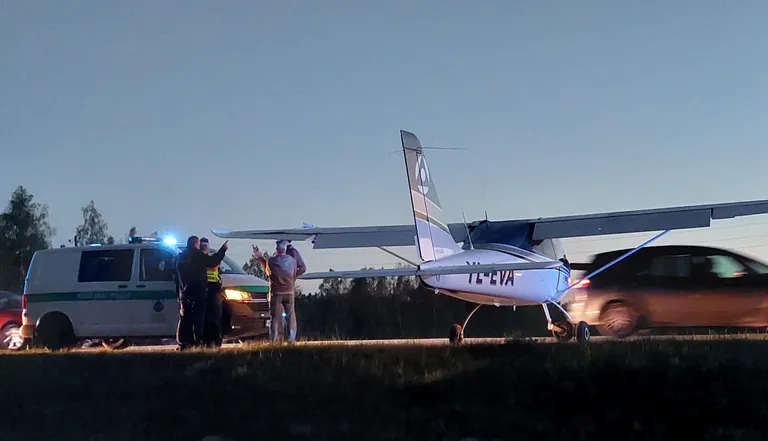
[219,256,246,275]
[176,246,246,275]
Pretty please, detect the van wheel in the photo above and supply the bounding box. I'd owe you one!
[101,338,128,350]
[35,313,77,351]
[600,302,637,338]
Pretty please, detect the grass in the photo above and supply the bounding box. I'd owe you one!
[3,338,768,440]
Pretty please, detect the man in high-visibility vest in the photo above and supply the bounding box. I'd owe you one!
[200,237,223,348]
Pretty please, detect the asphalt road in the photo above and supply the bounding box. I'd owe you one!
[71,333,768,352]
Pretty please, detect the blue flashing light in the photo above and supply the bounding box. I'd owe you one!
[89,243,101,247]
[282,312,287,318]
[163,236,177,246]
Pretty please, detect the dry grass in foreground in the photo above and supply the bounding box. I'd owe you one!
[2,339,768,440]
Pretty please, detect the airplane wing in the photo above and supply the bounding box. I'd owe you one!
[212,199,768,248]
[297,260,563,280]
[521,199,768,240]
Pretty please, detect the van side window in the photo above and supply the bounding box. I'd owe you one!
[78,249,134,282]
[140,249,176,282]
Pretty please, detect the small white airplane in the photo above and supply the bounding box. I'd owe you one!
[213,130,768,345]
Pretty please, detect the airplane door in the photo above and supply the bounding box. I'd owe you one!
[137,247,180,336]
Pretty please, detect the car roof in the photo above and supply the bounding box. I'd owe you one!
[588,244,755,262]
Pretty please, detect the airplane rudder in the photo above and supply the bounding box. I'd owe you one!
[400,129,460,260]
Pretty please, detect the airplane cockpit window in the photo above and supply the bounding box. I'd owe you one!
[463,222,534,250]
[533,239,558,260]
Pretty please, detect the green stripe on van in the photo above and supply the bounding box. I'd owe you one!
[231,285,269,293]
[25,290,178,303]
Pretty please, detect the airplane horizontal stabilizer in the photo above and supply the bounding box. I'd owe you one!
[299,261,562,280]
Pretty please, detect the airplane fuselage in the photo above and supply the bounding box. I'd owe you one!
[418,245,571,306]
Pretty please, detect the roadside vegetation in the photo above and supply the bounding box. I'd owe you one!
[3,338,768,440]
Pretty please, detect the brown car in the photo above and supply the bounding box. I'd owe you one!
[566,245,768,337]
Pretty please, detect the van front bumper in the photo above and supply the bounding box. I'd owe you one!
[20,324,35,339]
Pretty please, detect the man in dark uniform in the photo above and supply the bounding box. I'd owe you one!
[200,237,224,348]
[176,235,229,350]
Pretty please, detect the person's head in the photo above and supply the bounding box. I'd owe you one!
[200,237,210,253]
[275,240,288,254]
[187,235,200,249]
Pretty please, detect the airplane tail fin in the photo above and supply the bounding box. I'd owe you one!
[401,130,462,262]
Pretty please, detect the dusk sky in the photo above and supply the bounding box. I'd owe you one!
[3,1,768,292]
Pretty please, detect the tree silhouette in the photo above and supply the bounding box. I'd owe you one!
[0,186,54,291]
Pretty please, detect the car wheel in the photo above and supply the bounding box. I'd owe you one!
[101,338,129,350]
[600,302,637,338]
[1,323,23,351]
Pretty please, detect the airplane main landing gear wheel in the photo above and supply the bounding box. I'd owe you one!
[449,324,463,345]
[448,304,482,346]
[552,321,574,341]
[575,321,590,344]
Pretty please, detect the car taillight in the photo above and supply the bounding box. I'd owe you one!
[573,278,590,289]
[22,294,26,309]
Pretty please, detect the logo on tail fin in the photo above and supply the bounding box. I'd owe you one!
[416,155,431,196]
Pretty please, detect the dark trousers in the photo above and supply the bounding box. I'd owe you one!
[270,293,296,342]
[176,284,207,348]
[202,282,223,347]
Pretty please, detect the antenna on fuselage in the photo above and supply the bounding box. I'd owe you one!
[462,212,474,250]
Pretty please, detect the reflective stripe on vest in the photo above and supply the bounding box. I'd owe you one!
[205,250,220,283]
[207,267,220,283]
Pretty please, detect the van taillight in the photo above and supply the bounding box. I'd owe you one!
[22,294,26,310]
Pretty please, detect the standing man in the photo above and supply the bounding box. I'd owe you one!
[252,240,301,343]
[200,237,224,348]
[176,235,229,350]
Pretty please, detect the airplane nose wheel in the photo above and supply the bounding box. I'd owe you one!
[575,321,591,344]
[449,304,482,346]
[543,303,591,344]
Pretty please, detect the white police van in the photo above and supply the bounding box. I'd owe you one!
[20,237,271,350]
